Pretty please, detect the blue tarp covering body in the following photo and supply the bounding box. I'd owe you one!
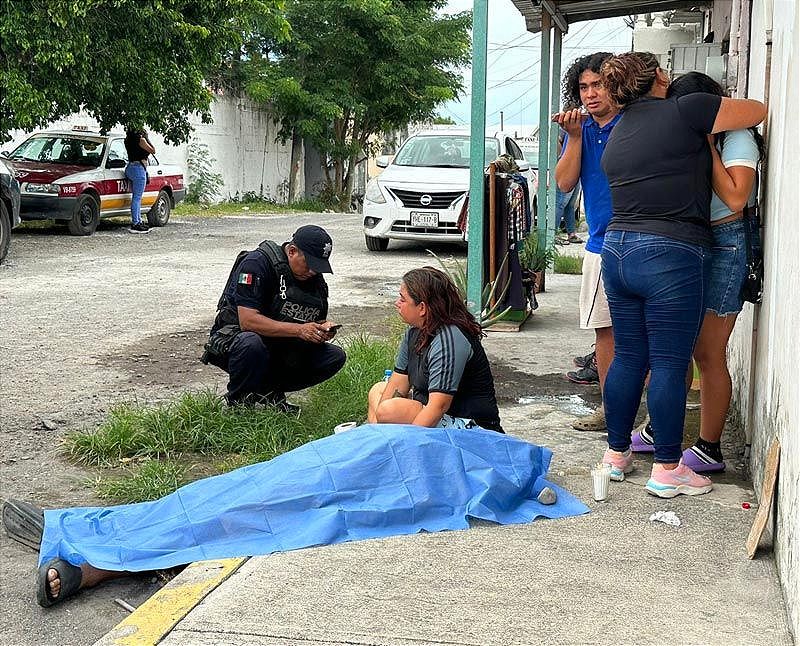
[40,424,588,571]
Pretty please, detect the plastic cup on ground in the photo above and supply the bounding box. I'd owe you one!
[591,464,611,501]
[333,422,358,434]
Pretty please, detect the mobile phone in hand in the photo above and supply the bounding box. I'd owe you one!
[327,324,343,332]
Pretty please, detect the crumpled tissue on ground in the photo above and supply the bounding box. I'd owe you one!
[649,510,681,527]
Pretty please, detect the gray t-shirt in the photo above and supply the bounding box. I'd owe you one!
[395,324,473,394]
[394,324,502,431]
[601,93,722,247]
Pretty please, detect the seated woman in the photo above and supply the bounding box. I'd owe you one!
[367,267,503,432]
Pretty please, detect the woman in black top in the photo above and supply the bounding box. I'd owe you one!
[366,267,502,432]
[124,128,156,234]
[596,52,765,497]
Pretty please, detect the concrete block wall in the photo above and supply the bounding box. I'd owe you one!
[727,0,799,638]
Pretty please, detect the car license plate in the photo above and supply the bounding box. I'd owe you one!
[410,211,438,227]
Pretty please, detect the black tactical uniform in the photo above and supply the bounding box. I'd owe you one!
[206,228,346,405]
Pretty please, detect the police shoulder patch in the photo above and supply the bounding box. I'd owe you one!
[238,273,254,285]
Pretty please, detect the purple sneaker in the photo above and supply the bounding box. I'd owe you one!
[681,445,726,473]
[630,430,654,453]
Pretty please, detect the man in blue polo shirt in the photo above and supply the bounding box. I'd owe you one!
[554,52,620,431]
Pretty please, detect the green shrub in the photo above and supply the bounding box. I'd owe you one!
[185,141,224,204]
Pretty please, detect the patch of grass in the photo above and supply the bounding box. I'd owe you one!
[67,334,398,501]
[553,253,583,274]
[94,459,189,503]
[174,197,325,217]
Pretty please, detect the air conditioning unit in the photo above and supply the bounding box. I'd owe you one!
[669,42,725,84]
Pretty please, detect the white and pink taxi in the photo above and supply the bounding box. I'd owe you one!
[3,128,185,235]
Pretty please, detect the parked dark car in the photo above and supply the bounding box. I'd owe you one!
[0,157,22,264]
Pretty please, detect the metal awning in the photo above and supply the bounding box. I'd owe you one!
[510,1,707,33]
[465,0,712,316]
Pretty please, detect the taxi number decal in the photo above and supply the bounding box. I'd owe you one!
[61,185,77,194]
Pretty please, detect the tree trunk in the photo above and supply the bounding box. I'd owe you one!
[287,130,303,203]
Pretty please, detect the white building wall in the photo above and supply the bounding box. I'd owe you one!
[632,14,699,65]
[728,0,800,637]
[1,96,299,204]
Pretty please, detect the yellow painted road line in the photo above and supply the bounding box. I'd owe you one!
[94,557,247,646]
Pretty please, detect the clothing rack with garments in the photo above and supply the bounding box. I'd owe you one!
[483,161,533,317]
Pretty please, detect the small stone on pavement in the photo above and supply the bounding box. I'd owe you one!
[537,487,557,505]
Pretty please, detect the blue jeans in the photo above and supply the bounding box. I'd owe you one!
[125,162,148,225]
[601,231,710,463]
[555,181,580,234]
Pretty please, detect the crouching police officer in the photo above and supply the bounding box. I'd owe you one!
[203,225,346,413]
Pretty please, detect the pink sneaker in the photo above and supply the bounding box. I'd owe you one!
[602,448,633,482]
[645,463,713,498]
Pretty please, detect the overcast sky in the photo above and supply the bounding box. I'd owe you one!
[441,0,632,135]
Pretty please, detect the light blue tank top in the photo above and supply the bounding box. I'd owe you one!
[710,129,759,222]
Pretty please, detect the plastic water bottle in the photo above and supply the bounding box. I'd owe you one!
[383,369,392,382]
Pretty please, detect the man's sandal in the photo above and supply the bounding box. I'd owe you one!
[37,559,83,607]
[571,408,606,432]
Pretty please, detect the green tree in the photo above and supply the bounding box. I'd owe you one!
[246,0,471,209]
[432,114,457,125]
[0,0,288,143]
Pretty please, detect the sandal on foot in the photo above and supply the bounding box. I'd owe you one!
[572,407,606,432]
[37,559,82,607]
[568,233,585,244]
[2,499,44,551]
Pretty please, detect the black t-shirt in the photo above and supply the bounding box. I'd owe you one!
[124,131,150,162]
[600,93,722,247]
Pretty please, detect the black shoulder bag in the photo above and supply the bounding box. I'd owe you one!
[740,199,763,305]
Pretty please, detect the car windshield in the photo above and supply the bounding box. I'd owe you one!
[9,135,106,167]
[392,135,501,168]
[522,150,540,166]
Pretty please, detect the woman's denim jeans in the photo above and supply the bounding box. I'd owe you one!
[555,181,580,234]
[601,231,710,463]
[125,162,148,225]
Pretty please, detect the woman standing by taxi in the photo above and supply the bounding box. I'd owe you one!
[124,127,155,234]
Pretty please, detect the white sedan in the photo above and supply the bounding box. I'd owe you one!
[362,129,536,251]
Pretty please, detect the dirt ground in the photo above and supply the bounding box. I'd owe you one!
[1,212,600,646]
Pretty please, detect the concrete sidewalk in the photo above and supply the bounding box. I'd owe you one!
[95,272,793,646]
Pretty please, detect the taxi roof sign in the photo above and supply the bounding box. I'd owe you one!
[71,125,90,131]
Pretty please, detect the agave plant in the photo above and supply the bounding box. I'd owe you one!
[426,250,513,328]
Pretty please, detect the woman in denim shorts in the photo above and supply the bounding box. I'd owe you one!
[668,73,764,473]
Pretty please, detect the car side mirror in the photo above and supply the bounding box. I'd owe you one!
[516,160,531,171]
[376,155,391,168]
[106,159,126,169]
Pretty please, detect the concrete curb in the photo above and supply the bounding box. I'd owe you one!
[92,558,247,646]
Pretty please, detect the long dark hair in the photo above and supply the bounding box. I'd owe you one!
[561,52,613,108]
[401,267,482,352]
[667,71,766,161]
[600,51,660,107]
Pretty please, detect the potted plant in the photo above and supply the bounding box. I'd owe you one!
[426,250,512,328]
[518,233,558,293]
